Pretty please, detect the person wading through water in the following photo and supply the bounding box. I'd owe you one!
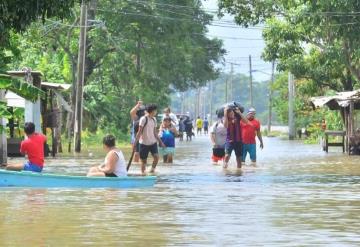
[240,108,264,164]
[159,117,178,163]
[223,106,250,169]
[133,104,165,174]
[130,101,146,164]
[210,116,227,165]
[203,117,209,135]
[196,116,203,135]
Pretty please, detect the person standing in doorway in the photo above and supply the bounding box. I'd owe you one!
[240,108,264,164]
[196,116,203,135]
[134,104,165,174]
[203,117,209,135]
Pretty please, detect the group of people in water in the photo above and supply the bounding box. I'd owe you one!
[210,105,263,168]
[2,101,264,176]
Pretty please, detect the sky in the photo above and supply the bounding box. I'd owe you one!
[202,0,273,82]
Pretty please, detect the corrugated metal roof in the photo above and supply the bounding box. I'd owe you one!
[310,90,360,110]
[5,82,71,109]
[41,82,71,90]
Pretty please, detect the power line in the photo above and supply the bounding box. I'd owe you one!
[128,0,219,12]
[45,18,100,28]
[204,34,263,40]
[130,0,360,17]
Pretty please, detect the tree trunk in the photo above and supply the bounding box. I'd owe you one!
[342,69,353,91]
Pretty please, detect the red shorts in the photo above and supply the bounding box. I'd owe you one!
[212,154,224,162]
[212,147,225,162]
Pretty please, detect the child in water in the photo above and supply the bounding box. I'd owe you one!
[159,117,178,163]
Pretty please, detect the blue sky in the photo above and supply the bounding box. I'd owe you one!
[202,0,273,81]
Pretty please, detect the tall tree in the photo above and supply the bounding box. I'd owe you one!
[218,0,360,92]
[9,0,225,138]
[0,0,81,69]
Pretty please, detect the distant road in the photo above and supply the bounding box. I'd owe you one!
[261,125,289,133]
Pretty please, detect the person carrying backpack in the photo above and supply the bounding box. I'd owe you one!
[133,104,165,174]
[130,101,145,164]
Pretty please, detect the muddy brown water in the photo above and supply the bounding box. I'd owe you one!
[1,135,360,246]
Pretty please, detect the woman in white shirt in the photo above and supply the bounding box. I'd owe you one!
[87,135,127,177]
[163,107,179,127]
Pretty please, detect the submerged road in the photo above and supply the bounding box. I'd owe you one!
[1,135,360,246]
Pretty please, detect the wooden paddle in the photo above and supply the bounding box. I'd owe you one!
[126,146,136,171]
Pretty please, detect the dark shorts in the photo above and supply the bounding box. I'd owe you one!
[204,127,208,132]
[23,161,43,173]
[225,141,242,157]
[213,147,225,158]
[105,173,117,177]
[139,143,159,160]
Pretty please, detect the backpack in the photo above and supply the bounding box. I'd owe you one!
[134,116,154,134]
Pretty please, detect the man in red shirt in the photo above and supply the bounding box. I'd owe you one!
[5,122,47,172]
[240,108,264,163]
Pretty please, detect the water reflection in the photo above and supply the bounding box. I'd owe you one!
[2,136,360,245]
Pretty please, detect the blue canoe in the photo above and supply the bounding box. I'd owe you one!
[0,170,156,188]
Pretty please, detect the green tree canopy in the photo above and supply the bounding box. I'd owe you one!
[218,0,360,92]
[9,0,225,134]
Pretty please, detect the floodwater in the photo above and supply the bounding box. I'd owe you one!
[1,135,360,246]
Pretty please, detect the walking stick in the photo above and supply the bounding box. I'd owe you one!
[127,144,136,171]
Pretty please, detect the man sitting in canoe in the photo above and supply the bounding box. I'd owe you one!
[5,122,46,173]
[87,135,127,177]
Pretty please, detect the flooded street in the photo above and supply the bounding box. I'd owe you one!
[1,135,360,246]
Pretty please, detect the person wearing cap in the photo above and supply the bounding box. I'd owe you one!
[240,108,264,163]
[159,117,178,163]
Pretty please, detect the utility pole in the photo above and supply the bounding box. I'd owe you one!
[181,92,185,114]
[288,72,296,140]
[196,88,200,118]
[74,1,87,153]
[203,88,206,118]
[209,81,213,122]
[0,90,7,164]
[229,63,234,101]
[249,55,253,107]
[225,76,228,102]
[267,61,275,133]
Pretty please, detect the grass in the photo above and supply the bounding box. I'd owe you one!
[47,129,132,157]
[81,129,131,150]
[263,129,287,138]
